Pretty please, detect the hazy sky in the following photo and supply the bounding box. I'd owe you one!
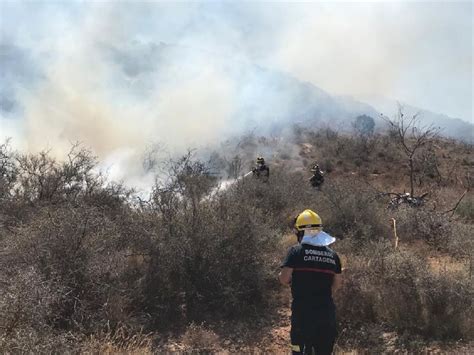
[0,0,472,178]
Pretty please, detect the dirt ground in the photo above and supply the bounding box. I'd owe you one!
[153,300,473,354]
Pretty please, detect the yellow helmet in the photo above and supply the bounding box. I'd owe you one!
[294,209,322,231]
[256,156,265,164]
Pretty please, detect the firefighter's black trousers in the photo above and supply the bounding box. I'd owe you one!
[290,302,337,355]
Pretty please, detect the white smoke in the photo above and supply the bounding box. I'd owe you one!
[0,1,471,184]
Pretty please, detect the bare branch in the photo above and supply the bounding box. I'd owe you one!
[442,189,469,216]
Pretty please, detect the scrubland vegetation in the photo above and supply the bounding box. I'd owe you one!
[1,117,473,352]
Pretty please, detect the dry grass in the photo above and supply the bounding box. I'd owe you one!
[81,327,153,354]
[181,323,220,351]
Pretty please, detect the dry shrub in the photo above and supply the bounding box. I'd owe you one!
[181,323,219,351]
[394,207,473,258]
[456,198,474,222]
[142,191,279,326]
[1,204,140,331]
[337,245,473,341]
[137,153,284,328]
[320,179,391,245]
[441,221,474,260]
[0,146,146,352]
[0,330,79,354]
[81,326,153,354]
[395,207,449,246]
[230,166,311,225]
[0,268,71,353]
[378,250,472,340]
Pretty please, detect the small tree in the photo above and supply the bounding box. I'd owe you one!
[353,115,375,137]
[384,106,439,197]
[352,115,377,158]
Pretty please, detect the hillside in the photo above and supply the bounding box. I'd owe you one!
[1,121,473,353]
[361,95,474,143]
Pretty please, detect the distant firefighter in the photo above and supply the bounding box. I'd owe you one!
[252,156,270,181]
[309,164,324,189]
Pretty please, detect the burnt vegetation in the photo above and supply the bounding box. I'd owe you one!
[0,113,473,352]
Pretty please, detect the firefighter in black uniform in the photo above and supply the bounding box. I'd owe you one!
[309,164,324,189]
[279,209,342,355]
[252,156,270,181]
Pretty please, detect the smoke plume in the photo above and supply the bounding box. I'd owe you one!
[1,1,471,183]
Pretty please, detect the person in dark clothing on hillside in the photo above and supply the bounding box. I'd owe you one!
[309,164,324,189]
[279,209,342,355]
[252,156,270,181]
